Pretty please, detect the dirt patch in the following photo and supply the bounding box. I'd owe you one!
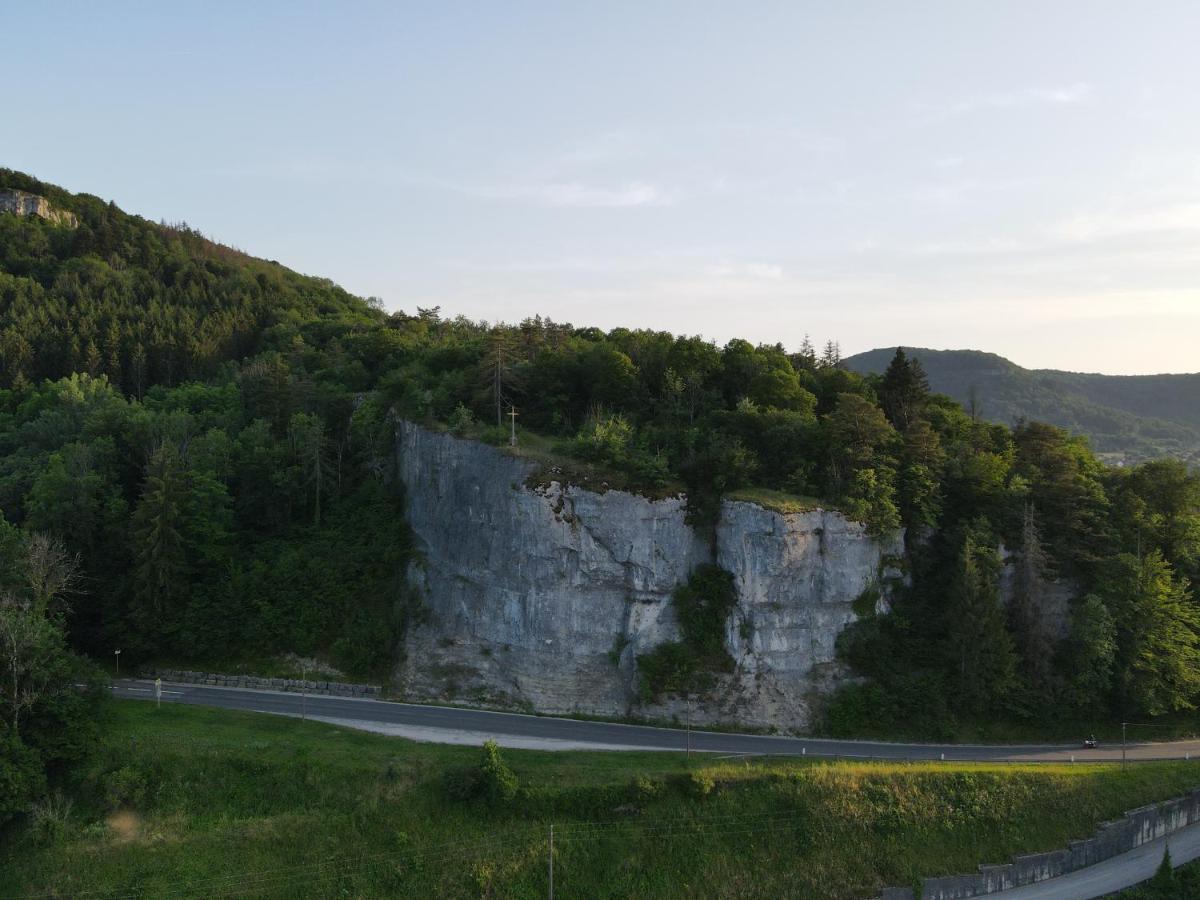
[106,810,141,843]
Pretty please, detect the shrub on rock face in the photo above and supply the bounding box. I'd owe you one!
[636,565,738,702]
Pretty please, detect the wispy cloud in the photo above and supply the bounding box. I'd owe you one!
[706,261,784,280]
[1050,202,1200,242]
[923,83,1093,119]
[474,180,668,208]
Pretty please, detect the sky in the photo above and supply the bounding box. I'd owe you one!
[3,2,1199,375]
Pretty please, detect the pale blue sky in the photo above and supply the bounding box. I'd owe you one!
[4,2,1199,374]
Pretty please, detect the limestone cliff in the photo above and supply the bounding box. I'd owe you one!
[396,421,904,731]
[0,189,78,227]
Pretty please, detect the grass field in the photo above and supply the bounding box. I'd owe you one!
[4,701,1200,899]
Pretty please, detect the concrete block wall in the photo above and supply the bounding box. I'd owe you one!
[880,787,1200,899]
[140,667,382,698]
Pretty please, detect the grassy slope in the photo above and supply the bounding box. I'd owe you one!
[5,702,1200,899]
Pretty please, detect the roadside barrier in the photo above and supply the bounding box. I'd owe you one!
[139,667,382,698]
[880,787,1200,899]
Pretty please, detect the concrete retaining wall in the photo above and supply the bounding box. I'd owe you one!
[141,668,382,698]
[881,787,1200,899]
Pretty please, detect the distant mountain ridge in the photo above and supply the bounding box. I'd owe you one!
[844,347,1200,464]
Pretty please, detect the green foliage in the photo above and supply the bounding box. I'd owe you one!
[1105,551,1200,716]
[847,346,1200,465]
[853,586,881,618]
[102,766,147,811]
[1118,851,1200,898]
[944,523,1018,716]
[0,727,45,828]
[445,740,519,807]
[4,171,1200,736]
[879,347,930,432]
[9,701,1200,899]
[638,565,737,701]
[479,740,519,806]
[1060,594,1117,713]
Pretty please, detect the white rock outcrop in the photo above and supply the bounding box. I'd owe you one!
[396,421,904,730]
[0,189,78,227]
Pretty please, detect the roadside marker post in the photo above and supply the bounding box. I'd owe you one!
[686,699,692,760]
[155,678,162,709]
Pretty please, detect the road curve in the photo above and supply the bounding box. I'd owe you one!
[991,821,1200,898]
[113,679,1200,762]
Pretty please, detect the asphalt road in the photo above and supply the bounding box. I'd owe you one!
[992,822,1200,898]
[113,679,1200,762]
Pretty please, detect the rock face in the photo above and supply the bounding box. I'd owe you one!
[396,421,904,730]
[997,544,1075,639]
[0,189,78,227]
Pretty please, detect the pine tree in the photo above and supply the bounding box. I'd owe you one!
[946,525,1018,716]
[1010,504,1055,694]
[479,330,518,429]
[820,339,841,368]
[795,334,817,371]
[1062,594,1116,714]
[1110,550,1200,716]
[1149,844,1174,894]
[880,348,930,431]
[131,443,188,617]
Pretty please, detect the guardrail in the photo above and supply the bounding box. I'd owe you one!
[139,667,382,698]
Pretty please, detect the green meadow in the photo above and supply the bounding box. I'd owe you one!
[4,701,1200,899]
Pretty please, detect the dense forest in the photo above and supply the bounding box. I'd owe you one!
[847,347,1200,465]
[3,170,1200,822]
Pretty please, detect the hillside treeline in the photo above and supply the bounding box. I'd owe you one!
[1,171,1198,768]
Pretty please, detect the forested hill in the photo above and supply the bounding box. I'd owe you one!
[2,170,1200,771]
[0,168,385,393]
[845,347,1200,465]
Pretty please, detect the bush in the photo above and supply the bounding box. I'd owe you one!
[637,641,708,702]
[823,682,894,737]
[28,791,73,846]
[687,770,716,797]
[447,403,474,434]
[0,728,46,828]
[479,740,518,806]
[629,774,663,801]
[636,565,738,702]
[442,765,482,802]
[103,765,147,811]
[444,741,519,807]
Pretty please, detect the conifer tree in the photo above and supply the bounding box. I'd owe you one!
[1010,504,1055,693]
[946,525,1017,716]
[879,348,930,431]
[1108,550,1200,716]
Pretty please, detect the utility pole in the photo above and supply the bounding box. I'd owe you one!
[548,823,554,900]
[508,404,518,447]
